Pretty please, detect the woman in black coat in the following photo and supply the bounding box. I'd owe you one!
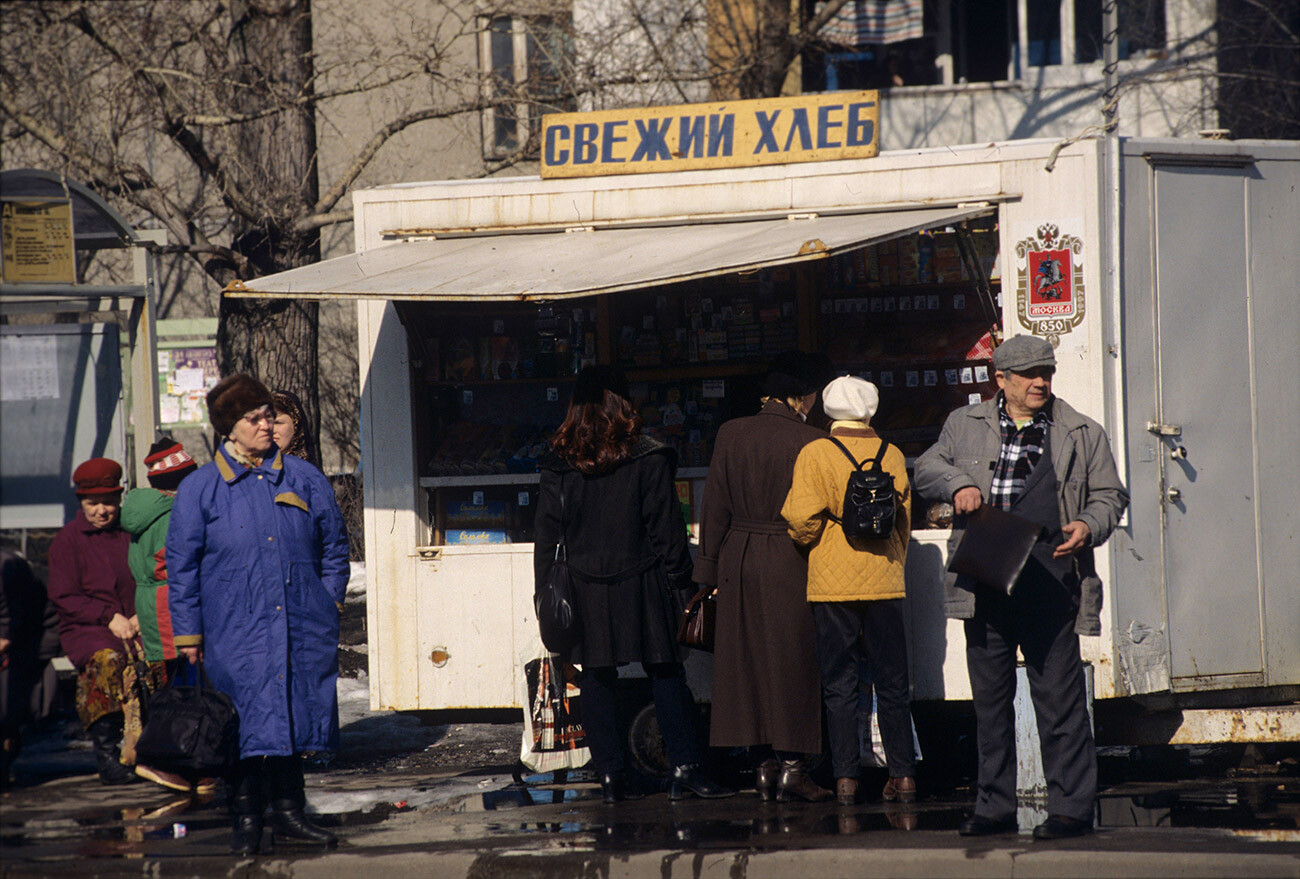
[534,366,733,804]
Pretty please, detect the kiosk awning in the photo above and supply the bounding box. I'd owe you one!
[224,205,991,302]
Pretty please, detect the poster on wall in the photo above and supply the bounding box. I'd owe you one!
[1013,222,1086,347]
[157,346,220,427]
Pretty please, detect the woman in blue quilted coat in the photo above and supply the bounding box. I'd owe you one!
[167,375,349,856]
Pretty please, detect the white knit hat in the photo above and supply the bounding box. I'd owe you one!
[822,376,879,422]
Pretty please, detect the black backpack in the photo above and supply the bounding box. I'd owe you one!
[825,436,897,541]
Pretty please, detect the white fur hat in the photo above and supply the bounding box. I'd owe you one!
[822,376,879,422]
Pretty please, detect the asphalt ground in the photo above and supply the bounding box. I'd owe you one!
[3,730,1299,879]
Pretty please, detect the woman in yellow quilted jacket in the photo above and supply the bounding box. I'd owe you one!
[781,375,916,806]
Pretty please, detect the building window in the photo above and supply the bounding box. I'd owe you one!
[942,0,1166,84]
[479,15,575,158]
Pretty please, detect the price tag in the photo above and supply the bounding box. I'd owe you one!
[913,295,927,311]
[960,367,974,384]
[927,294,941,310]
[870,298,883,313]
[975,365,990,383]
[462,390,474,405]
[924,370,938,386]
[880,371,895,387]
[472,491,485,506]
[969,392,983,404]
[945,369,959,385]
[905,371,920,388]
[702,379,725,398]
[492,319,505,334]
[546,387,559,402]
[518,492,530,506]
[884,297,897,312]
[953,293,966,310]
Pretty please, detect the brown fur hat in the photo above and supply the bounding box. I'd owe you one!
[207,373,273,437]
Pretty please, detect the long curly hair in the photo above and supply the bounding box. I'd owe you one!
[549,366,642,475]
[271,389,316,465]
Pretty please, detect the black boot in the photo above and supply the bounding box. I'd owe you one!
[755,757,780,803]
[599,770,646,804]
[668,763,735,801]
[228,758,266,856]
[267,755,337,847]
[87,716,139,786]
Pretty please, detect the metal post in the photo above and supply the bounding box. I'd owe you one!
[1015,662,1095,825]
[128,229,165,488]
[1102,0,1119,131]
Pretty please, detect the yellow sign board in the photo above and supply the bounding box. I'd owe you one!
[1,199,76,284]
[540,91,879,179]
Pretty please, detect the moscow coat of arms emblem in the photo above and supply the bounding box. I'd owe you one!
[1014,223,1085,346]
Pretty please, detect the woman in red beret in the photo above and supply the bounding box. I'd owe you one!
[47,458,150,785]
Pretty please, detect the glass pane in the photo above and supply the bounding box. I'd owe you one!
[526,16,576,113]
[1074,0,1104,63]
[1118,0,1165,59]
[489,17,517,151]
[1027,0,1062,66]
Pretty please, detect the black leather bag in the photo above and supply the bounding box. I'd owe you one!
[134,660,239,777]
[535,478,582,654]
[946,505,1044,595]
[676,587,716,651]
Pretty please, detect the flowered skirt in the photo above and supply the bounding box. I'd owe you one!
[75,649,167,730]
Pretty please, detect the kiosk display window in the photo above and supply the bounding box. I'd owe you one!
[408,216,1000,545]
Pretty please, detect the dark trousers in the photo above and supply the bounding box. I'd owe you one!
[811,600,915,780]
[964,565,1096,822]
[579,663,702,775]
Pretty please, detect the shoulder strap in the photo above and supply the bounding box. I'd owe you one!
[869,440,891,469]
[825,436,864,471]
[556,472,568,560]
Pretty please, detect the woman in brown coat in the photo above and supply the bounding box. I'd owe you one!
[695,352,833,801]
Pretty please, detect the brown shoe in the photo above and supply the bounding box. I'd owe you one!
[775,760,832,802]
[882,775,917,803]
[835,777,858,806]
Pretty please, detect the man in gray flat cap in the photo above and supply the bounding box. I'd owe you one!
[914,334,1128,840]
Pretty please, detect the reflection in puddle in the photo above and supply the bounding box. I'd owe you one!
[1098,781,1299,832]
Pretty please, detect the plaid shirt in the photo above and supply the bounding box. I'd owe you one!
[988,393,1053,510]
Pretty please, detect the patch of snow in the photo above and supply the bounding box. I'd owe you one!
[344,561,366,602]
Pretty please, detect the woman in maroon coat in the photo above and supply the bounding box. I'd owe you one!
[47,458,144,785]
[696,352,833,801]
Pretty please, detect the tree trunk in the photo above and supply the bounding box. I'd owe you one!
[217,0,323,456]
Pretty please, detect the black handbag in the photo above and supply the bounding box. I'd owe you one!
[134,659,240,778]
[676,587,716,651]
[535,477,582,654]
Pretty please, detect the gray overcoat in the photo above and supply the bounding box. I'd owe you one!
[913,395,1129,635]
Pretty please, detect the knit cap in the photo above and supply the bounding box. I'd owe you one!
[144,437,197,491]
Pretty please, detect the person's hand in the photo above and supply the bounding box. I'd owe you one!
[108,613,134,641]
[180,646,202,665]
[1055,520,1092,558]
[953,486,983,515]
[128,615,141,637]
[0,637,10,655]
[710,588,718,598]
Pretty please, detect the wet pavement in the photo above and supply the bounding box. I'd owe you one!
[4,757,1299,878]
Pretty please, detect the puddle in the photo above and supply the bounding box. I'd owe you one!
[1097,780,1300,832]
